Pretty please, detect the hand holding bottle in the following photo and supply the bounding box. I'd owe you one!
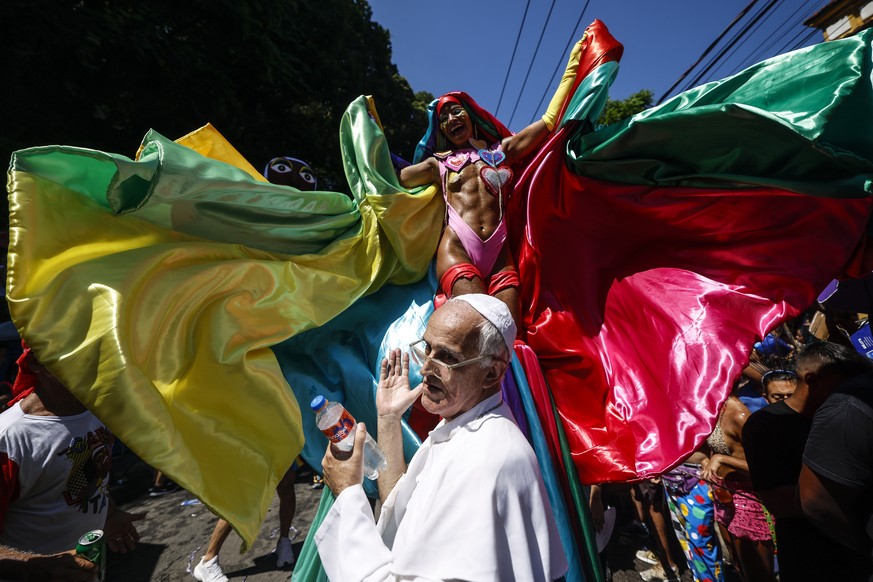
[322,423,367,496]
[312,396,387,480]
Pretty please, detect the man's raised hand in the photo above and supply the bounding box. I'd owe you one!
[376,348,423,421]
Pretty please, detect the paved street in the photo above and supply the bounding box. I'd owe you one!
[105,451,692,581]
[105,454,321,581]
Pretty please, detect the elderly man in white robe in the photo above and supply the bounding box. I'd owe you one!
[315,294,568,581]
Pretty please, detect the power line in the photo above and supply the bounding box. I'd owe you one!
[673,0,784,96]
[786,27,819,52]
[745,2,821,69]
[781,23,818,53]
[725,0,819,76]
[673,0,781,94]
[506,0,558,128]
[772,17,821,56]
[527,0,591,125]
[657,0,761,104]
[495,0,532,118]
[704,0,787,81]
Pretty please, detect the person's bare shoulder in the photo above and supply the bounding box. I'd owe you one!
[724,395,752,437]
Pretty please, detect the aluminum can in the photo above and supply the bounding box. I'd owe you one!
[75,529,106,582]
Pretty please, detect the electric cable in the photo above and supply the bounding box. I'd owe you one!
[657,0,761,104]
[755,8,821,65]
[726,0,818,75]
[704,0,787,81]
[673,0,783,97]
[495,0,532,118]
[527,0,591,125]
[780,24,820,54]
[507,0,558,128]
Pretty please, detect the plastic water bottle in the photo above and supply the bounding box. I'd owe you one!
[310,395,387,480]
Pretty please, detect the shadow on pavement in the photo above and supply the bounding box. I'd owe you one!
[107,542,166,581]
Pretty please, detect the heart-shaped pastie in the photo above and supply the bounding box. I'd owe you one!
[480,166,513,197]
[444,152,470,172]
[478,148,506,168]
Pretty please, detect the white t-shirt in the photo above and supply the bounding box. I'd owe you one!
[0,402,114,554]
[316,393,568,581]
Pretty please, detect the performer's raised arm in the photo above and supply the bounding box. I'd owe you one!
[504,34,587,164]
[398,157,439,189]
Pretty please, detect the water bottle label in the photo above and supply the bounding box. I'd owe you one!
[321,409,355,443]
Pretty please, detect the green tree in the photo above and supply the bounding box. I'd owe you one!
[597,89,654,127]
[1,0,430,191]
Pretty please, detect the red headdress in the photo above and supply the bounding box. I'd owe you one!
[414,92,514,163]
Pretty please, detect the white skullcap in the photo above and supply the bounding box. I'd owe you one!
[452,294,517,352]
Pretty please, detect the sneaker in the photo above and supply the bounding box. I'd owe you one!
[193,556,229,582]
[311,475,324,489]
[149,481,180,497]
[639,563,679,582]
[635,549,659,565]
[275,536,295,568]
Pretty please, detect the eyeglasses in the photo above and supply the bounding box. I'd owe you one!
[408,339,489,371]
[439,106,467,127]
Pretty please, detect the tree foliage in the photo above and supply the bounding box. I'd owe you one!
[1,0,432,191]
[597,89,654,127]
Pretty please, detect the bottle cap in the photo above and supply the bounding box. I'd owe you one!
[310,395,327,411]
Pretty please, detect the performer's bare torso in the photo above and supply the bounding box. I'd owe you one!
[398,97,550,325]
[444,161,502,239]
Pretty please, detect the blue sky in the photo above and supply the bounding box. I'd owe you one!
[368,0,823,131]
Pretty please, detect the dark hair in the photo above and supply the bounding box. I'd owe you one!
[796,341,873,378]
[762,370,797,389]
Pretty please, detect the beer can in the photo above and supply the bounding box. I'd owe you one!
[75,529,106,582]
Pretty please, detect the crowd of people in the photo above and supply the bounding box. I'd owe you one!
[584,308,873,582]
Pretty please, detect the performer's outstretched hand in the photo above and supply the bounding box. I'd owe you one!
[376,348,423,422]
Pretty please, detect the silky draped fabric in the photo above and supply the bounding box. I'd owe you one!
[572,39,873,199]
[298,21,873,579]
[510,347,593,582]
[170,123,268,182]
[273,277,435,478]
[507,26,873,482]
[10,16,873,571]
[5,96,442,547]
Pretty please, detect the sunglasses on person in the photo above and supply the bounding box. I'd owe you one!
[408,339,489,371]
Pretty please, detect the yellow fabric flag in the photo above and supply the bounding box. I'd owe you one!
[6,96,441,547]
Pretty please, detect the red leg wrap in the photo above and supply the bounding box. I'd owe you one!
[488,269,520,296]
[439,262,483,298]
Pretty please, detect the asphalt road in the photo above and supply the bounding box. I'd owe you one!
[105,452,694,581]
[105,454,320,581]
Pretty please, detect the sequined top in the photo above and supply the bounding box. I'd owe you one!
[706,402,732,456]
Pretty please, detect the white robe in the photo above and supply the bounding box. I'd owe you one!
[315,393,568,581]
